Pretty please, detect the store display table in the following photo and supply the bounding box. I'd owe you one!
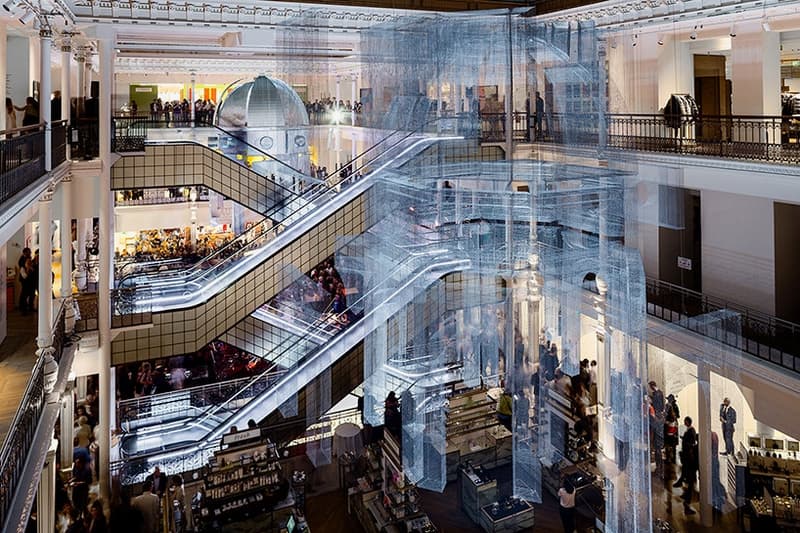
[460,465,498,525]
[479,498,534,533]
[334,422,363,457]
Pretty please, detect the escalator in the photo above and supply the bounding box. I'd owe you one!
[114,195,472,479]
[110,125,465,364]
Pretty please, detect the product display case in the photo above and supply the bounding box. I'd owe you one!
[445,388,511,481]
[479,497,534,533]
[199,438,289,526]
[460,463,498,525]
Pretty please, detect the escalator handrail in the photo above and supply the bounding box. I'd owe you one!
[116,120,458,292]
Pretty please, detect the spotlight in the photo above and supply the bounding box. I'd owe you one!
[2,0,17,12]
[762,18,771,32]
[729,24,736,38]
[657,35,664,46]
[689,25,697,40]
[631,34,638,47]
[18,8,34,24]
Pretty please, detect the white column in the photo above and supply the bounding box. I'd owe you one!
[0,25,6,130]
[36,439,59,533]
[37,190,54,346]
[60,177,72,299]
[97,36,114,502]
[697,362,713,526]
[76,50,85,102]
[350,74,357,127]
[190,71,196,123]
[335,75,341,106]
[61,38,71,123]
[40,28,53,171]
[59,385,75,467]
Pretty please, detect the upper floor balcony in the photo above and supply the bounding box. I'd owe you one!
[480,111,800,167]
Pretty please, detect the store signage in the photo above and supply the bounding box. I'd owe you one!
[134,87,154,93]
[222,428,261,446]
[677,256,692,270]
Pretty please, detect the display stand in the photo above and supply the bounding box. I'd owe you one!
[198,431,289,528]
[479,498,534,533]
[460,463,498,525]
[445,388,512,481]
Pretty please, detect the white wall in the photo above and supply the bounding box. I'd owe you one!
[730,21,781,115]
[701,190,775,315]
[7,35,30,107]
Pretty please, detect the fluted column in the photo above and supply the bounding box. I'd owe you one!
[59,383,75,468]
[61,36,71,125]
[37,188,54,346]
[40,27,52,171]
[36,439,59,533]
[75,49,85,104]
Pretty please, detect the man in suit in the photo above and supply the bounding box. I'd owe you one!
[720,397,737,455]
[145,466,168,498]
[132,480,160,533]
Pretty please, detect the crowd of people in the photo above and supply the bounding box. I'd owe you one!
[130,98,216,125]
[46,377,108,533]
[304,97,363,125]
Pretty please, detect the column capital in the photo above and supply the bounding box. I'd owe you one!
[61,173,73,183]
[39,27,53,40]
[40,185,55,202]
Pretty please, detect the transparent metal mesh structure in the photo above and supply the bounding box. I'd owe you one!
[305,368,332,467]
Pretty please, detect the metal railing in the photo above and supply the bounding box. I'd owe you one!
[117,369,287,431]
[51,120,68,167]
[645,277,800,374]
[478,111,530,143]
[0,124,45,206]
[111,287,151,328]
[73,293,99,332]
[0,300,68,526]
[528,112,800,165]
[69,119,99,160]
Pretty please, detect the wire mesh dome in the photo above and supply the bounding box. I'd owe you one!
[216,75,309,129]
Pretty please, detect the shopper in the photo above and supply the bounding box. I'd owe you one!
[16,96,39,127]
[719,397,737,455]
[6,97,18,131]
[18,253,37,314]
[87,500,108,533]
[558,477,576,532]
[70,456,93,519]
[534,91,544,140]
[673,416,698,515]
[131,480,161,533]
[145,466,168,498]
[384,391,401,439]
[496,388,513,431]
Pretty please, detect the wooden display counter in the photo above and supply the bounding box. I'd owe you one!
[479,499,534,533]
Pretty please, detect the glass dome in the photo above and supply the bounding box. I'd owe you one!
[216,75,309,129]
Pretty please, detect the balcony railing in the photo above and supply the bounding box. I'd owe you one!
[52,120,68,167]
[480,111,800,166]
[0,301,67,528]
[646,277,800,375]
[0,124,45,207]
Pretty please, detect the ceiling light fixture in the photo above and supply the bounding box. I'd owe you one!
[657,34,664,46]
[2,0,17,12]
[631,33,638,47]
[18,8,34,24]
[762,18,771,32]
[689,25,698,40]
[729,24,736,38]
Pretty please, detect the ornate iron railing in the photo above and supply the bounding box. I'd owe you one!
[478,112,530,143]
[645,277,800,374]
[0,124,46,207]
[69,119,99,160]
[51,120,68,167]
[111,287,152,328]
[0,300,69,527]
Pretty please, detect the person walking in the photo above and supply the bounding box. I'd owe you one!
[673,416,698,515]
[534,91,544,140]
[719,397,737,456]
[558,477,576,532]
[132,480,161,533]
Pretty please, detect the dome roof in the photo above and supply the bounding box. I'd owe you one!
[216,75,309,129]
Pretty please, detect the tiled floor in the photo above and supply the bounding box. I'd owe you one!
[0,306,39,444]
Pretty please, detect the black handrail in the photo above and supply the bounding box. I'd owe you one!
[645,277,800,373]
[0,123,46,207]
